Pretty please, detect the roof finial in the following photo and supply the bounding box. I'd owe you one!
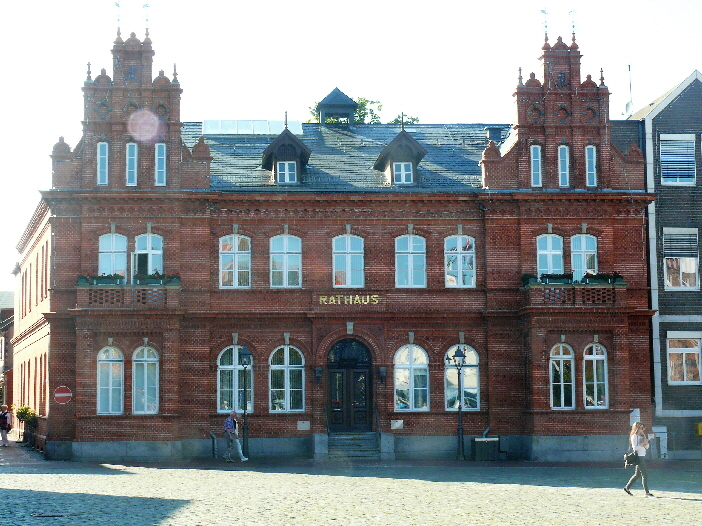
[86,62,92,81]
[600,68,605,86]
[285,111,288,129]
[115,1,121,28]
[518,67,523,85]
[172,63,178,82]
[143,3,150,30]
[541,8,548,38]
[401,112,405,131]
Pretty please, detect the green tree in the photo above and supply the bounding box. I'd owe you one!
[308,98,418,124]
[388,114,420,125]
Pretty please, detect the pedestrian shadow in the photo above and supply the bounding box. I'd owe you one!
[0,489,187,525]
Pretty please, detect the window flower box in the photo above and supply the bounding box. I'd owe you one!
[86,274,124,285]
[581,271,624,284]
[134,273,180,285]
[521,274,538,286]
[540,273,573,284]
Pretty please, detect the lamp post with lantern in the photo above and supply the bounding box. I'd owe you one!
[239,346,252,458]
[446,346,466,460]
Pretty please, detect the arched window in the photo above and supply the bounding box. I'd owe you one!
[550,343,574,409]
[269,345,304,411]
[537,234,564,276]
[270,235,302,288]
[220,235,252,288]
[444,235,476,288]
[571,234,598,282]
[133,233,163,280]
[133,346,159,414]
[97,346,123,414]
[444,345,479,410]
[98,233,128,277]
[333,234,364,288]
[395,235,426,288]
[393,344,429,411]
[217,346,253,412]
[584,343,608,408]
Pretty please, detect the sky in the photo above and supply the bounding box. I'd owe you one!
[0,0,700,291]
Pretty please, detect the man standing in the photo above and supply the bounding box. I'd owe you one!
[223,411,248,462]
[0,405,12,446]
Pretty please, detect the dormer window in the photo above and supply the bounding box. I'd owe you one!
[277,161,298,184]
[393,162,413,184]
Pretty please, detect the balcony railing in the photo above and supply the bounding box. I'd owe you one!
[76,284,180,309]
[523,282,627,307]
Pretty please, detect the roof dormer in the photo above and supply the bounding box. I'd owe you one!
[317,88,357,125]
[262,128,311,185]
[373,130,427,186]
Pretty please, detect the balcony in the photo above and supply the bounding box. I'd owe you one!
[75,284,181,309]
[522,281,627,307]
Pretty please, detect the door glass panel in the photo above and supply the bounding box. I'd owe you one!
[353,372,367,409]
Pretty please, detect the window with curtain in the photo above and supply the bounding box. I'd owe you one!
[663,230,698,289]
[660,135,696,184]
[667,335,701,384]
[269,345,304,411]
[217,346,253,412]
[97,346,123,414]
[571,234,597,282]
[550,343,574,409]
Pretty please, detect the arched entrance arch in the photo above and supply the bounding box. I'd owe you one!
[327,338,372,431]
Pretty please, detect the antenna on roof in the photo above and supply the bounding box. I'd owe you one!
[115,2,121,29]
[285,111,288,129]
[569,9,576,34]
[541,8,548,36]
[624,65,634,116]
[401,112,405,131]
[143,3,150,30]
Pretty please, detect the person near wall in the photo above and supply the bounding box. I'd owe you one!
[0,405,12,446]
[223,411,248,462]
[624,421,655,497]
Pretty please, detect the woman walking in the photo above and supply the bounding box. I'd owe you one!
[624,421,655,497]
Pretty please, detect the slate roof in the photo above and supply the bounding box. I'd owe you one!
[610,120,642,154]
[0,292,13,309]
[181,122,510,193]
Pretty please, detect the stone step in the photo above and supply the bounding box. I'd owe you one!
[328,432,380,458]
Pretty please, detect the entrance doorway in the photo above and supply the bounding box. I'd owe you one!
[326,338,372,432]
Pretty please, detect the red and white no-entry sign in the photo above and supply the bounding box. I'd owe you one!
[54,386,73,404]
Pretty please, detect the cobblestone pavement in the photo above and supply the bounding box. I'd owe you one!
[0,442,700,526]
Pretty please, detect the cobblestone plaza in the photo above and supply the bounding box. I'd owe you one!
[1,443,700,526]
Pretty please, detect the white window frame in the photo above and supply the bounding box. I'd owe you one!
[585,145,597,187]
[269,345,305,412]
[393,344,429,411]
[217,345,254,413]
[558,145,570,187]
[132,346,159,414]
[444,235,476,288]
[530,145,542,187]
[270,234,302,288]
[126,142,138,186]
[583,343,608,409]
[333,234,364,288]
[395,234,426,288]
[393,162,413,184]
[550,343,575,409]
[132,233,164,282]
[220,234,252,289]
[663,228,699,290]
[98,233,128,277]
[444,345,479,411]
[666,332,702,385]
[571,234,598,282]
[537,234,564,277]
[97,142,109,186]
[155,143,167,186]
[97,346,124,415]
[277,161,297,183]
[660,134,696,185]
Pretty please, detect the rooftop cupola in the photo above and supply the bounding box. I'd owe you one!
[317,88,357,125]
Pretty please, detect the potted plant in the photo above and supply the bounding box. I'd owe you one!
[90,273,124,285]
[521,273,538,286]
[15,405,38,445]
[581,271,625,284]
[540,272,573,284]
[134,271,166,285]
[165,274,181,284]
[76,275,89,285]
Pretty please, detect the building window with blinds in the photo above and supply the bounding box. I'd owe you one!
[660,134,696,185]
[663,229,698,289]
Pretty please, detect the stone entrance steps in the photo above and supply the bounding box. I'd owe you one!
[328,432,380,459]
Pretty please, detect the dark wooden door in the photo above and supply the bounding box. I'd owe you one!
[328,367,371,431]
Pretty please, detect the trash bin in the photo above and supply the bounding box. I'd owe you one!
[472,437,499,461]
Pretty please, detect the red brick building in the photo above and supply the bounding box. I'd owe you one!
[13,31,654,461]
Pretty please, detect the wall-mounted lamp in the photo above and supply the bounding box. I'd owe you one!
[314,366,324,385]
[378,366,387,384]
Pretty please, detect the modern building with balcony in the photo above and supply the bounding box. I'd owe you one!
[12,30,654,461]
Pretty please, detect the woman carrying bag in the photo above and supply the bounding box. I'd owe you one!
[624,421,655,497]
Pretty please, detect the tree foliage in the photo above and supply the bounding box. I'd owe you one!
[308,97,418,124]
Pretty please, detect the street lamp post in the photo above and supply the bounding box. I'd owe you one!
[447,346,466,460]
[239,346,252,458]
